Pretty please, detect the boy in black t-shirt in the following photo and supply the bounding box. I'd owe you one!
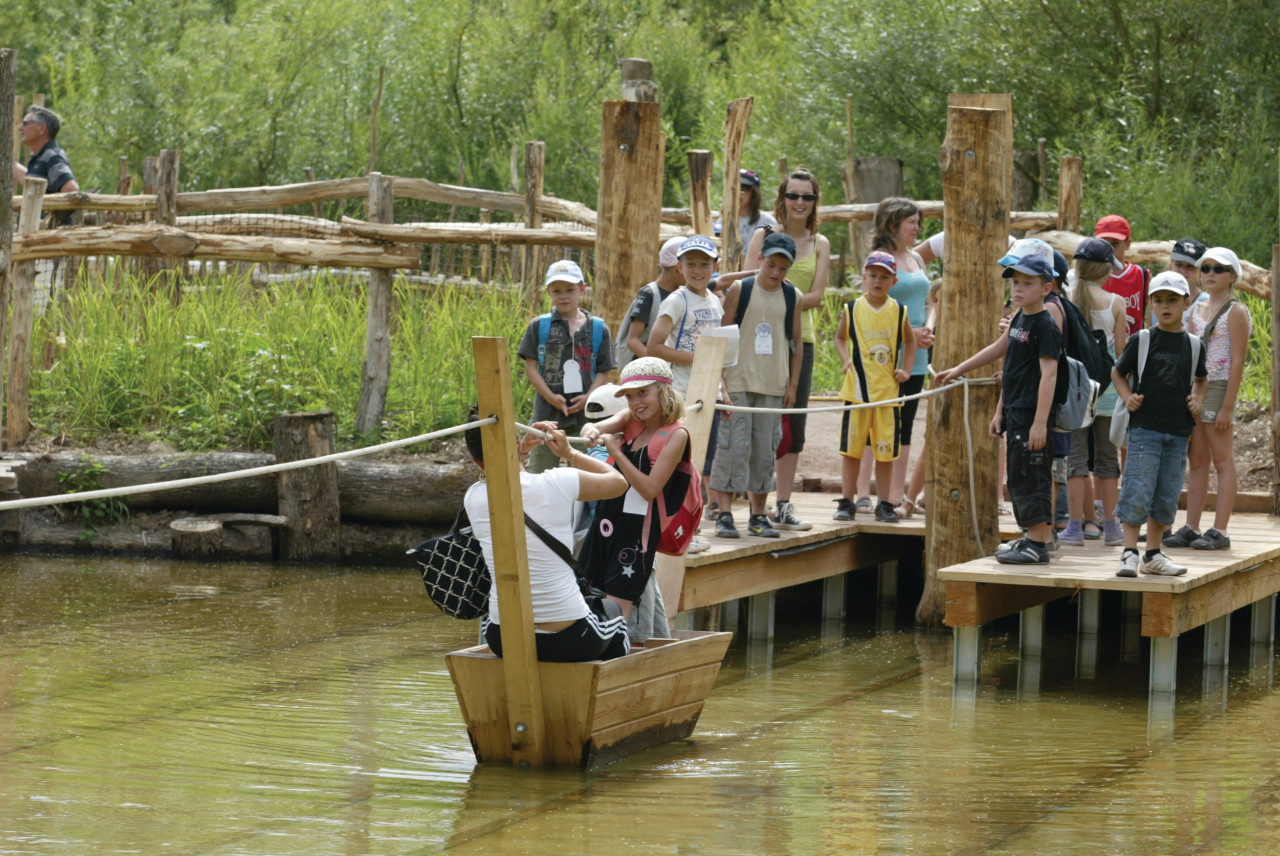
[992,255,1062,564]
[1112,273,1208,577]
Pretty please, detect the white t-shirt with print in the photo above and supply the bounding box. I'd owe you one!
[657,286,724,395]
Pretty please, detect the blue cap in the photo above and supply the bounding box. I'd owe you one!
[761,232,797,262]
[1073,236,1124,271]
[1052,249,1069,283]
[1002,255,1054,281]
[998,237,1055,268]
[677,235,719,260]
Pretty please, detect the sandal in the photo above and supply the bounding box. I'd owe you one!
[1082,522,1103,540]
[896,497,916,519]
[855,496,874,514]
[998,503,1013,516]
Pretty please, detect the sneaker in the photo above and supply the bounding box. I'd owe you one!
[1116,550,1139,578]
[715,511,740,539]
[1162,525,1199,548]
[874,500,901,523]
[833,497,856,522]
[772,500,812,531]
[1141,551,1188,576]
[686,535,710,554]
[1059,519,1085,546]
[748,513,780,538]
[855,495,874,514]
[704,502,720,523]
[994,538,1050,565]
[1103,518,1124,547]
[1191,529,1231,550]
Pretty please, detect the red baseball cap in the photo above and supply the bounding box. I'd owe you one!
[1094,214,1131,241]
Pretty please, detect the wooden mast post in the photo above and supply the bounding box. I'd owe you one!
[355,172,394,436]
[687,149,714,237]
[718,98,753,272]
[654,334,727,617]
[919,104,1011,630]
[472,336,546,766]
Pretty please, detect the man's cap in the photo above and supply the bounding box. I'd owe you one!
[1094,214,1131,241]
[1002,255,1054,281]
[658,236,685,268]
[1052,249,1070,284]
[761,232,797,262]
[1148,271,1190,298]
[585,384,628,419]
[740,168,761,189]
[997,237,1054,268]
[545,259,585,286]
[864,250,897,274]
[1170,237,1207,265]
[677,235,719,260]
[1200,246,1241,279]
[1073,236,1125,271]
[614,357,674,394]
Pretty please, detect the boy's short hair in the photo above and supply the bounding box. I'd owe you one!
[545,259,586,286]
[1094,214,1131,241]
[677,235,719,261]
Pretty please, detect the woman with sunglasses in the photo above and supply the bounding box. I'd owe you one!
[854,197,933,518]
[737,169,778,250]
[1164,247,1252,551]
[742,167,830,532]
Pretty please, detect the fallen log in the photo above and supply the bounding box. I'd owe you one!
[11,224,421,269]
[10,452,472,524]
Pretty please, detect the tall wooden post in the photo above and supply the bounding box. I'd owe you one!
[919,105,1010,626]
[522,141,546,306]
[472,336,546,766]
[1271,241,1279,516]
[687,149,714,237]
[719,98,753,271]
[355,172,394,437]
[274,410,341,561]
[0,52,14,412]
[1057,156,1083,233]
[7,176,46,448]
[156,149,182,290]
[595,100,664,346]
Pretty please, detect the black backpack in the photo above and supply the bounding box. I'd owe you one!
[1050,291,1114,395]
[734,277,799,354]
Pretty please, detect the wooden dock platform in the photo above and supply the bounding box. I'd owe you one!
[939,512,1280,696]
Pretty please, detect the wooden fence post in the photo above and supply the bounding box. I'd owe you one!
[157,149,182,293]
[355,172,393,437]
[687,149,714,237]
[1057,155,1083,233]
[595,99,664,347]
[478,209,492,282]
[274,410,341,561]
[1,51,14,410]
[719,98,753,271]
[7,176,46,449]
[522,141,546,306]
[472,336,547,766]
[1037,138,1049,208]
[919,104,1010,626]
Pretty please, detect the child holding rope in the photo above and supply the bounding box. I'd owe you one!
[833,251,916,523]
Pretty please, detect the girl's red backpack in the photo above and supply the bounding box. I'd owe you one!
[625,420,704,556]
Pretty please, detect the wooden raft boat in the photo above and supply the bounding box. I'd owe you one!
[447,630,732,768]
[449,337,731,769]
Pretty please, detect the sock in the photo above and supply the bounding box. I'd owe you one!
[1123,548,1139,557]
[1213,529,1228,538]
[1027,539,1046,549]
[1144,549,1161,561]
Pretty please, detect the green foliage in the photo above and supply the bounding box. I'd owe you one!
[56,454,130,543]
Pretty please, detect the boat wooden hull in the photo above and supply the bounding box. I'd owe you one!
[445,629,733,769]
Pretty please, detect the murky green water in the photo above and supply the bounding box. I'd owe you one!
[2,554,1279,854]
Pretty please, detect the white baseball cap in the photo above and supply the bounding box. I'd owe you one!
[545,259,585,286]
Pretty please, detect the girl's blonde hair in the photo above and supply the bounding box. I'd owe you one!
[772,167,820,236]
[656,383,686,425]
[1072,258,1115,326]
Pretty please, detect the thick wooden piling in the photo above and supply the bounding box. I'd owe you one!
[919,104,1010,626]
[718,97,753,271]
[595,99,664,347]
[7,176,45,448]
[274,411,341,561]
[471,336,546,765]
[355,172,394,437]
[687,149,714,237]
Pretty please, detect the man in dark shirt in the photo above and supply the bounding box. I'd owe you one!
[13,106,80,194]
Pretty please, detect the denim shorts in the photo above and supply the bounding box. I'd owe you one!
[1114,427,1190,527]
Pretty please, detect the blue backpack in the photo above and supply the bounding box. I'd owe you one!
[536,314,606,375]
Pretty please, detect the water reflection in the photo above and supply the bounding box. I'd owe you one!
[1,556,1279,854]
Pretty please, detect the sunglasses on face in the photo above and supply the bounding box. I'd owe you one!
[783,192,817,202]
[1201,264,1232,274]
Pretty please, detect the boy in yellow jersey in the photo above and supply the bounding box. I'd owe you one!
[834,251,916,522]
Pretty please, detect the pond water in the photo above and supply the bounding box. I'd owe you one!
[2,554,1279,855]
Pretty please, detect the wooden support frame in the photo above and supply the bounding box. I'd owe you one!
[1141,556,1280,638]
[944,580,1068,628]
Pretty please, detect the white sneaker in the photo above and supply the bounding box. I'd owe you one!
[686,535,710,554]
[1140,551,1187,576]
[1116,551,1139,578]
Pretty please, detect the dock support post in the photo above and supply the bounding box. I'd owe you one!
[721,598,740,630]
[747,592,775,641]
[1251,594,1276,676]
[1076,589,1100,680]
[876,560,897,634]
[1202,614,1231,703]
[953,625,982,684]
[1149,636,1178,695]
[1019,604,1045,658]
[1121,591,1143,664]
[823,575,846,621]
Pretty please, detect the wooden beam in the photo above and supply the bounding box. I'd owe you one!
[1143,557,1280,638]
[472,336,546,766]
[1057,156,1083,233]
[945,581,1070,627]
[718,98,753,271]
[355,173,394,436]
[687,149,714,237]
[920,104,1010,625]
[595,100,665,350]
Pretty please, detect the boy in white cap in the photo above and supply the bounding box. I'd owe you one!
[616,236,687,368]
[1112,271,1207,576]
[647,236,725,396]
[517,259,616,473]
